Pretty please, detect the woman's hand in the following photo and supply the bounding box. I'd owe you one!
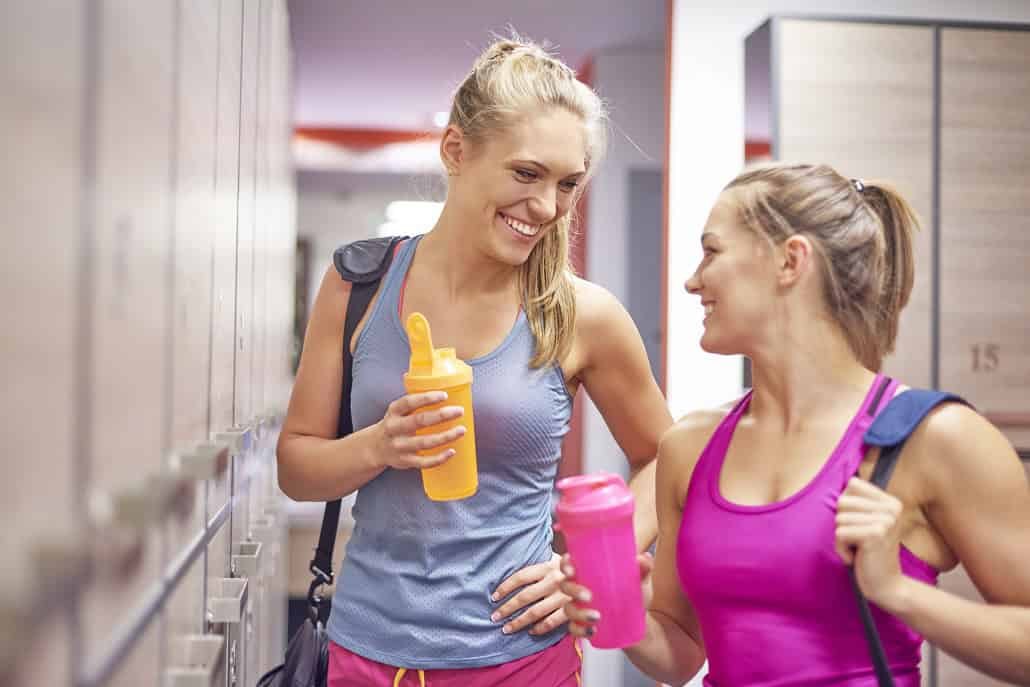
[835,476,907,606]
[490,553,571,636]
[372,391,466,470]
[559,552,654,639]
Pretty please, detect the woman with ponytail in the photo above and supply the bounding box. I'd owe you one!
[562,163,1030,685]
[277,35,671,686]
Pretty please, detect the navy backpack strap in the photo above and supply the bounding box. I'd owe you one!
[864,389,970,490]
[308,235,406,619]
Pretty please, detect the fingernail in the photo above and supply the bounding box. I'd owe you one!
[491,592,499,601]
[502,625,511,635]
[586,611,601,622]
[578,590,592,603]
[564,565,575,577]
[491,612,499,622]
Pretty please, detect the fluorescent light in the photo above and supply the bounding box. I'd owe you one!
[379,201,444,238]
[385,200,443,224]
[377,221,428,238]
[433,111,449,128]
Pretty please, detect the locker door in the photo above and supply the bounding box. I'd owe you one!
[777,19,935,388]
[83,2,176,684]
[936,26,1030,687]
[164,0,220,665]
[0,1,85,680]
[209,0,243,520]
[939,28,1030,451]
[235,0,260,434]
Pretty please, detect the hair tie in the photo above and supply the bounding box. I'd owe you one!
[851,178,865,193]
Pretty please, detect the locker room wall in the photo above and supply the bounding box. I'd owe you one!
[1,1,296,685]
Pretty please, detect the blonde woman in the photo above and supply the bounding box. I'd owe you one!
[277,37,671,686]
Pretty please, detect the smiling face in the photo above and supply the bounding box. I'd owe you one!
[685,188,782,355]
[445,106,588,266]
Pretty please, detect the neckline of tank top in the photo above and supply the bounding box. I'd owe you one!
[391,234,527,367]
[709,374,889,514]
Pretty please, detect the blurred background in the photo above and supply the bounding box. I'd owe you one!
[1,1,1028,686]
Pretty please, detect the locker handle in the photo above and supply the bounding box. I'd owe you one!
[207,578,249,624]
[249,515,277,543]
[212,426,253,457]
[176,441,230,481]
[231,541,263,578]
[165,633,225,687]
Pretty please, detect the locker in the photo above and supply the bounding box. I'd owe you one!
[234,0,261,430]
[774,19,935,389]
[165,0,221,657]
[939,28,1030,451]
[0,0,83,647]
[82,0,176,673]
[3,1,294,684]
[209,0,243,447]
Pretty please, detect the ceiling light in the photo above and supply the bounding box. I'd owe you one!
[379,201,444,237]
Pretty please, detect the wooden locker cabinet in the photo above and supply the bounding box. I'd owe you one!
[939,28,1030,439]
[0,1,296,685]
[746,16,1030,687]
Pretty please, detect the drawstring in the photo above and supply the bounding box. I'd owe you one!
[392,668,426,687]
[574,638,583,685]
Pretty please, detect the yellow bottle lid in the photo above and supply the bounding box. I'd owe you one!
[403,312,473,391]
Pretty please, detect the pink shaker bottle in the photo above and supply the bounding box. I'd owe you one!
[555,472,646,648]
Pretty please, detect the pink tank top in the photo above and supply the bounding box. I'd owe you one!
[676,375,938,686]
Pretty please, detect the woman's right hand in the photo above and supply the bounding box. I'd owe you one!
[559,552,654,639]
[373,391,466,470]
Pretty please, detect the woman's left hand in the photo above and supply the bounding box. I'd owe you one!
[491,553,571,636]
[835,476,907,607]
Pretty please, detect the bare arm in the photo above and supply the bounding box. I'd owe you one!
[276,265,464,501]
[623,420,708,684]
[841,404,1030,684]
[562,413,718,684]
[576,279,673,551]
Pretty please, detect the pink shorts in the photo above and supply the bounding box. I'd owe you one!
[327,635,582,687]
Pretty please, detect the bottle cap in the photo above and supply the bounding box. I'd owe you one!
[555,472,635,527]
[403,312,473,391]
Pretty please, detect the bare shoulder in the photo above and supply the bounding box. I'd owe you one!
[908,401,1025,494]
[571,275,625,332]
[318,262,352,302]
[566,275,642,375]
[657,402,736,506]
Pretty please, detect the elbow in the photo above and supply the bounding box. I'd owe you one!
[275,434,307,502]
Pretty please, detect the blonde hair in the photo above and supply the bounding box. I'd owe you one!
[449,35,607,368]
[726,163,919,371]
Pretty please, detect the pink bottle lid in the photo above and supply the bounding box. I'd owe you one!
[555,472,634,528]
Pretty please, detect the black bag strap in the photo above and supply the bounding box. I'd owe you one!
[846,376,898,687]
[851,386,969,686]
[307,236,406,613]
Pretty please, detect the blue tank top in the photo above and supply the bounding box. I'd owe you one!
[327,236,575,668]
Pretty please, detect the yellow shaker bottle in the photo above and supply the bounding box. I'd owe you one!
[402,312,478,501]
